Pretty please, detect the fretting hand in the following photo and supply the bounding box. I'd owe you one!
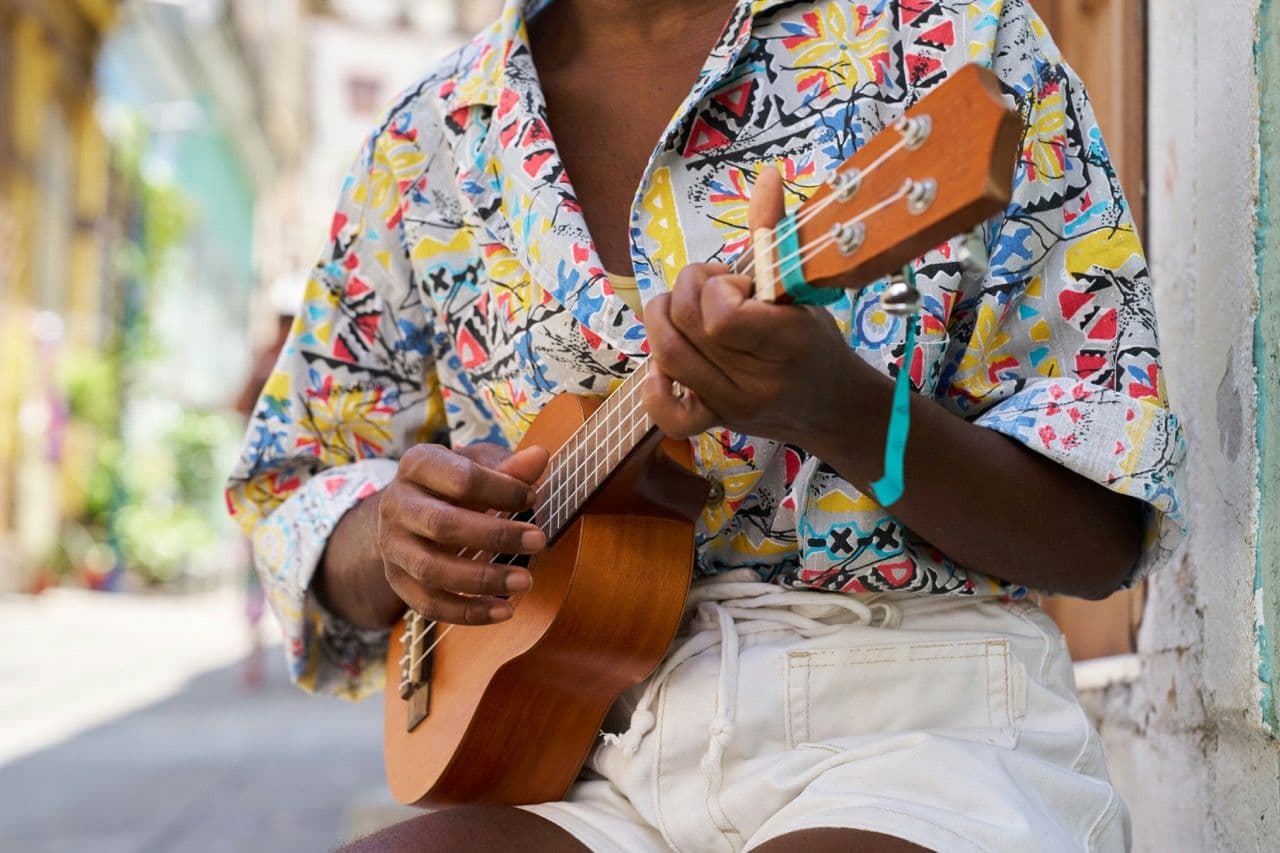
[642,167,873,445]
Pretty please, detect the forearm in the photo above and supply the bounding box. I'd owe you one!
[314,491,406,629]
[804,356,1144,599]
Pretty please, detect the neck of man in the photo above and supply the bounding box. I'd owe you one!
[530,0,739,75]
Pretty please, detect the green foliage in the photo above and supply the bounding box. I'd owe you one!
[165,409,230,507]
[53,109,237,587]
[114,502,217,585]
[59,348,120,430]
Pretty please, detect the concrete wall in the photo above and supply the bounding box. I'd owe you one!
[1077,2,1280,849]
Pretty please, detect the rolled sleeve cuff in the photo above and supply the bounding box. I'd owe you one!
[972,379,1189,584]
[250,458,400,699]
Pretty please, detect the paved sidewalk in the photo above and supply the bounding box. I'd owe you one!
[0,589,393,852]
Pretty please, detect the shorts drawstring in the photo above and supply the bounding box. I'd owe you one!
[602,570,901,843]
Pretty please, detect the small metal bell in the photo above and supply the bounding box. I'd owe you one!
[881,277,921,317]
[956,229,988,275]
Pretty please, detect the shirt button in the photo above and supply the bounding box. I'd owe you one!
[705,477,726,505]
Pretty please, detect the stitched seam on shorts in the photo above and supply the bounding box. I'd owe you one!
[985,642,994,724]
[1004,602,1092,765]
[789,641,1015,735]
[1085,782,1122,852]
[805,659,815,751]
[517,803,645,853]
[799,651,994,663]
[651,659,738,853]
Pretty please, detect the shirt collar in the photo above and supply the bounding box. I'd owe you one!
[438,0,782,113]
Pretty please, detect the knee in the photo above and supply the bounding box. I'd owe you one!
[339,804,581,853]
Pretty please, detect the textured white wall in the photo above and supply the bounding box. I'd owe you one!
[1079,2,1280,849]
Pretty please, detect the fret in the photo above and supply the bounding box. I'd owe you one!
[535,363,658,541]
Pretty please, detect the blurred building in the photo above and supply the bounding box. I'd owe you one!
[0,0,503,592]
[0,0,122,591]
[0,0,312,591]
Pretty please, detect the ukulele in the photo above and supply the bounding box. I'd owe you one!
[384,63,1022,807]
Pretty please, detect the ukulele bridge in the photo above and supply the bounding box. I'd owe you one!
[399,613,434,731]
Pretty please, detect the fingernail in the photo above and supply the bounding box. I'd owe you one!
[489,603,513,622]
[526,487,538,507]
[521,528,546,551]
[506,571,532,593]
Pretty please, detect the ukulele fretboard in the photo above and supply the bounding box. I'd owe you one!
[533,361,655,539]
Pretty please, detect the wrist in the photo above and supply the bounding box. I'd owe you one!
[801,350,893,466]
[315,489,404,629]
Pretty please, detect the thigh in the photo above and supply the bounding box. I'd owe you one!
[752,828,933,853]
[340,805,589,853]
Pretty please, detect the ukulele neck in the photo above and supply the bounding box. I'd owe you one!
[532,361,656,540]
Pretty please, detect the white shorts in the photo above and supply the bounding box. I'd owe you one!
[520,571,1129,852]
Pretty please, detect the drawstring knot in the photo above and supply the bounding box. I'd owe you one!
[619,709,656,756]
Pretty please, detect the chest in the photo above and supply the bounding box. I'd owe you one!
[540,80,674,268]
[531,27,733,272]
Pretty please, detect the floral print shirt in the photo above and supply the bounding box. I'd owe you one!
[227,0,1188,698]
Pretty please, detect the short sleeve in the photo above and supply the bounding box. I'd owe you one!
[225,124,447,699]
[937,5,1188,582]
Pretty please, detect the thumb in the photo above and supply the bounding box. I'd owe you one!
[495,445,551,486]
[748,162,787,232]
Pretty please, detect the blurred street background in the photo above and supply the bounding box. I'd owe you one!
[0,1,498,850]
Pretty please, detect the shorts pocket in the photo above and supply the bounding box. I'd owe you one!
[784,637,1025,750]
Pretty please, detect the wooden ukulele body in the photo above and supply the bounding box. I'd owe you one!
[383,392,708,807]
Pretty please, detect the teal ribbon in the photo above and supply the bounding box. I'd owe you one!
[869,266,920,508]
[770,215,916,505]
[775,213,843,306]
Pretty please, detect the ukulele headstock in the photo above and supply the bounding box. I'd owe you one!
[754,64,1022,303]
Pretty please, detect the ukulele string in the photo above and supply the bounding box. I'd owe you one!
[539,373,652,525]
[737,178,915,287]
[406,385,652,673]
[731,128,915,279]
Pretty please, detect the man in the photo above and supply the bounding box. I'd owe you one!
[228,1,1186,850]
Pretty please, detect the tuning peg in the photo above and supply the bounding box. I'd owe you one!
[830,221,867,255]
[881,276,921,317]
[894,115,932,150]
[906,179,937,215]
[826,168,863,202]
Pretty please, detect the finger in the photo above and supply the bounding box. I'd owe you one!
[643,364,719,439]
[698,273,764,355]
[668,262,726,340]
[646,292,740,411]
[748,163,787,233]
[456,441,513,470]
[385,569,513,625]
[380,531,532,597]
[493,445,550,487]
[392,491,546,554]
[400,444,537,511]
[699,276,815,360]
